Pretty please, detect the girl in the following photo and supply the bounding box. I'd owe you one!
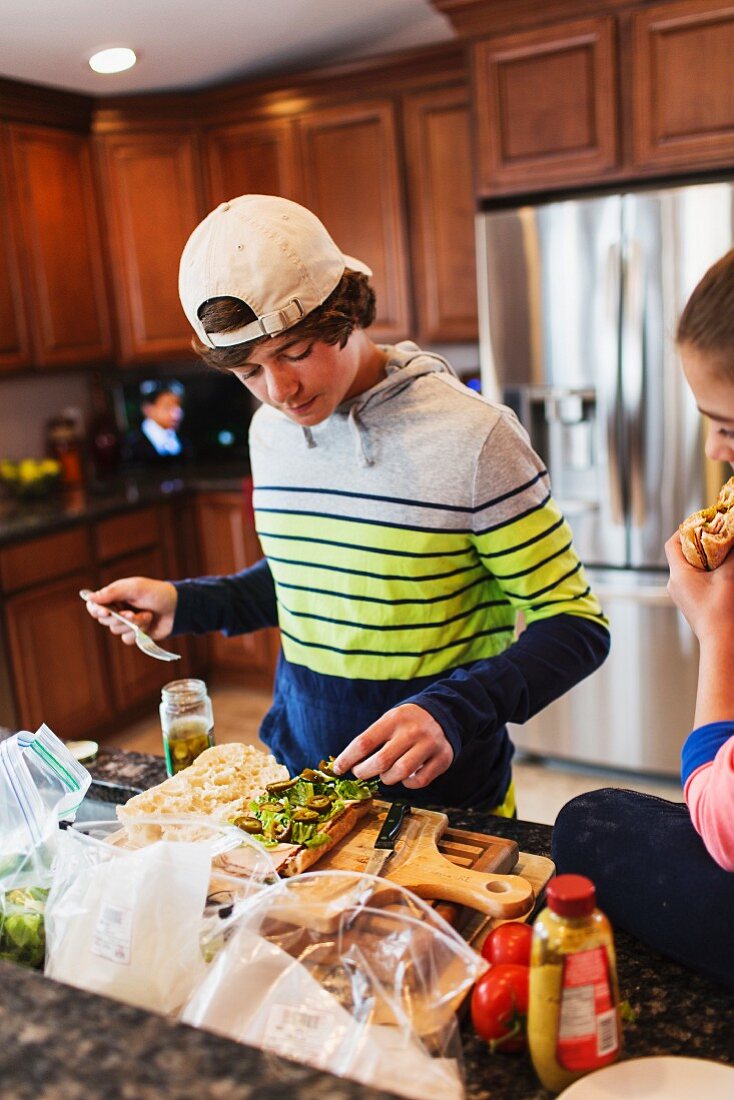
[552,249,734,991]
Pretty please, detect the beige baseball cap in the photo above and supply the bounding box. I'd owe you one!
[179,194,372,349]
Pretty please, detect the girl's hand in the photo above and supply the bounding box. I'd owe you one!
[333,703,454,789]
[665,531,734,640]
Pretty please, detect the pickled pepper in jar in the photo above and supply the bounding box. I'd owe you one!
[160,678,214,776]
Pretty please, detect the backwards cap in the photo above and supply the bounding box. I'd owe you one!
[178,194,371,348]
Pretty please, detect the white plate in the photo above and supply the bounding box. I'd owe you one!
[560,1056,734,1099]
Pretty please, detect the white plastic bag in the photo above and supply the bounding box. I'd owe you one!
[44,815,277,1015]
[183,870,488,1100]
[0,724,90,968]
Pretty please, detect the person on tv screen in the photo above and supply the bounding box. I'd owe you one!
[124,380,191,462]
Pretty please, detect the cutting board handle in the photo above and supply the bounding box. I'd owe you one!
[392,863,534,919]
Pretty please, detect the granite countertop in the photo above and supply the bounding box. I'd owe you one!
[1,745,733,1099]
[0,463,250,547]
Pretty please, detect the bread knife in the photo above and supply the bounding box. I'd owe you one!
[362,799,410,878]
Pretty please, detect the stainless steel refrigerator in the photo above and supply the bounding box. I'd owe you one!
[476,180,734,776]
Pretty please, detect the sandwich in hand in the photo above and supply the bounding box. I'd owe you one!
[679,476,734,570]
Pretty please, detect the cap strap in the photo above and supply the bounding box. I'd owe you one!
[205,298,305,348]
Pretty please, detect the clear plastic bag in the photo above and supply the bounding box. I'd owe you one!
[44,814,277,1015]
[182,870,488,1100]
[0,724,91,968]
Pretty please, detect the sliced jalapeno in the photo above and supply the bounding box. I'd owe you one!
[270,820,293,843]
[232,815,264,835]
[292,807,320,823]
[318,759,338,777]
[306,795,332,812]
[266,778,297,795]
[299,768,322,783]
[259,801,284,813]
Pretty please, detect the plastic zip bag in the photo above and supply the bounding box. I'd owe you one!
[182,869,488,1100]
[44,814,278,1015]
[0,724,90,968]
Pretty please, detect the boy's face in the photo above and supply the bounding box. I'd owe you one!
[680,344,734,468]
[228,330,384,426]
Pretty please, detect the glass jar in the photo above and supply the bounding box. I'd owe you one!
[159,678,214,776]
[527,874,621,1094]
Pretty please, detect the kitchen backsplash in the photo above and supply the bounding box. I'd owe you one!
[0,374,93,461]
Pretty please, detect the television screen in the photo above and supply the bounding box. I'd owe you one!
[113,371,254,467]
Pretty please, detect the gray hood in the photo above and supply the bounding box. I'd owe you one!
[302,340,458,467]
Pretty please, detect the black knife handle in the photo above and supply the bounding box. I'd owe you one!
[374,799,410,850]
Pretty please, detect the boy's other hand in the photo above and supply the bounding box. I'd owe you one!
[83,577,178,645]
[332,703,454,789]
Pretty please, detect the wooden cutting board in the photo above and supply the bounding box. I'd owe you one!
[318,800,537,920]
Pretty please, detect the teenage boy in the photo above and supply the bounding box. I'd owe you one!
[86,194,609,812]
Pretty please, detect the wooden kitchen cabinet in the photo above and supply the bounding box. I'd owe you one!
[0,130,32,372]
[402,84,477,344]
[0,525,111,737]
[630,0,734,171]
[295,101,411,343]
[204,117,299,208]
[472,17,619,196]
[7,123,112,367]
[195,492,278,687]
[96,129,205,363]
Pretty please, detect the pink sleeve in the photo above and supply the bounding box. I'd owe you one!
[684,734,734,872]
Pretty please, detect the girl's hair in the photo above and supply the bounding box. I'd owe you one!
[676,248,734,377]
[192,270,376,371]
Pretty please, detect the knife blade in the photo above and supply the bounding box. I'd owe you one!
[363,799,410,878]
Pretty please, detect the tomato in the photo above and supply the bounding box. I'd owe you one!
[480,921,533,968]
[470,962,529,1054]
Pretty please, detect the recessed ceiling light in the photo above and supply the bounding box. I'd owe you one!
[88,47,137,75]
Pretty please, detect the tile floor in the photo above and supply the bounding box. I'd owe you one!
[106,680,683,825]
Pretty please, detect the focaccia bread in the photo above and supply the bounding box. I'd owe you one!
[679,476,734,570]
[117,742,289,843]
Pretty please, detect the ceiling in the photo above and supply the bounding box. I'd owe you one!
[0,0,455,98]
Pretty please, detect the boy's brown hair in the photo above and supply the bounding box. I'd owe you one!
[192,270,375,371]
[677,248,734,377]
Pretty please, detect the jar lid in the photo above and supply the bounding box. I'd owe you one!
[546,874,596,917]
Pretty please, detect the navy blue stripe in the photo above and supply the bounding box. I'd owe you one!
[502,560,583,600]
[279,597,515,632]
[479,515,565,559]
[258,529,475,560]
[490,540,573,580]
[255,468,548,517]
[280,623,515,659]
[276,573,501,607]
[268,553,484,583]
[527,586,593,610]
[474,492,553,536]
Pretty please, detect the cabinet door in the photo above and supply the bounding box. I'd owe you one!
[402,85,477,344]
[5,570,112,737]
[100,546,174,711]
[204,117,299,207]
[97,130,204,363]
[195,492,278,685]
[0,129,31,372]
[8,124,112,367]
[295,101,411,343]
[473,17,619,195]
[632,1,734,170]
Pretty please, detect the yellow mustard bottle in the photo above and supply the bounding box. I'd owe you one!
[527,874,621,1094]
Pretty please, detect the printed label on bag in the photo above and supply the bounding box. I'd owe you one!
[556,946,619,1070]
[263,1004,340,1067]
[91,903,133,966]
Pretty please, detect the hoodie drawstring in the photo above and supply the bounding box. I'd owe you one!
[302,426,316,449]
[348,405,374,467]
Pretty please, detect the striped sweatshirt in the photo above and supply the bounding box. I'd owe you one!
[174,342,609,809]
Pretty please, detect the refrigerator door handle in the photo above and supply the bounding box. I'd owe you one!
[603,242,625,526]
[622,238,646,528]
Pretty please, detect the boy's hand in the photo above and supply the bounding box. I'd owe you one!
[333,703,454,789]
[83,577,178,644]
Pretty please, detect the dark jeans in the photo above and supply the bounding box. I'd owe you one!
[551,788,734,992]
